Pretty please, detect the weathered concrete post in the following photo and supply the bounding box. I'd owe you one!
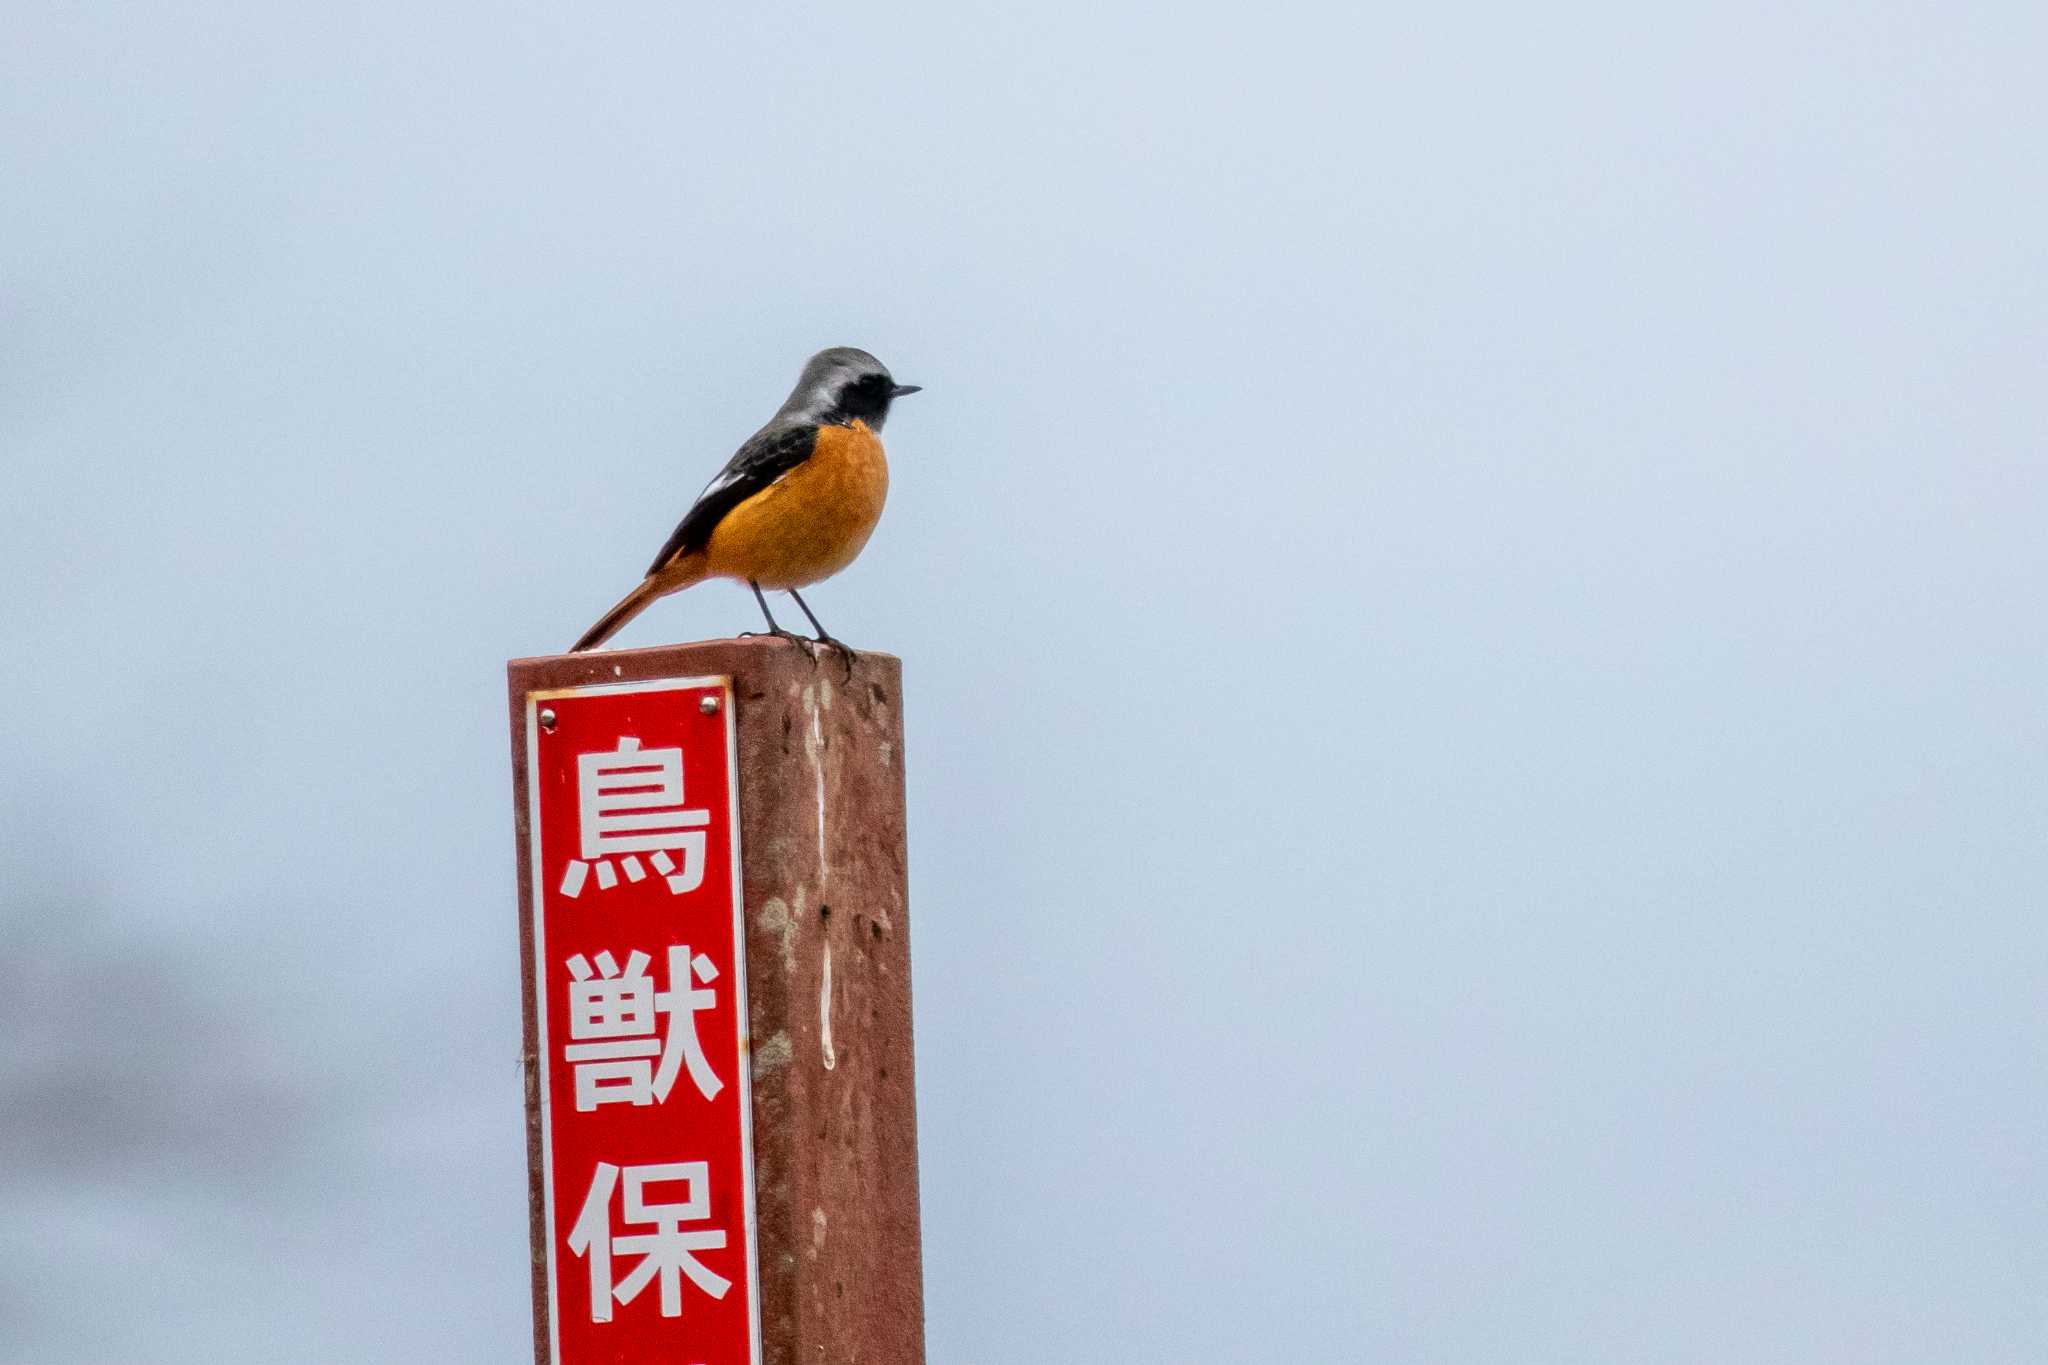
[507,637,924,1364]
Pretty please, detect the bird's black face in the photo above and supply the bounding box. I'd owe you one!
[830,370,921,431]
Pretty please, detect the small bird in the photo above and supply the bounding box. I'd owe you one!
[570,347,920,662]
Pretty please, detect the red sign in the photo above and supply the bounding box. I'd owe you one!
[522,676,760,1364]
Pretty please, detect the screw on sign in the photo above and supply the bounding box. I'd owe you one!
[523,677,760,1364]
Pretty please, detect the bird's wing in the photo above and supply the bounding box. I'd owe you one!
[646,423,819,575]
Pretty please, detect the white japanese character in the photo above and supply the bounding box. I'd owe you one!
[559,737,710,899]
[566,1161,731,1322]
[563,946,723,1110]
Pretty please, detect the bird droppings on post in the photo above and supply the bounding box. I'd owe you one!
[802,683,830,884]
[819,941,837,1071]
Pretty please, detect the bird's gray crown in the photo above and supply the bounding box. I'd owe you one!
[774,346,909,429]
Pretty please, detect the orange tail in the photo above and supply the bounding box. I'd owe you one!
[569,555,708,652]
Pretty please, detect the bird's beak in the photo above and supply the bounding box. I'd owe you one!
[891,383,923,397]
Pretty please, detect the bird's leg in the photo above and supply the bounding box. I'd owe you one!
[741,580,816,658]
[787,588,855,678]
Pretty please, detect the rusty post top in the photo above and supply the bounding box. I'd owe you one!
[508,635,901,691]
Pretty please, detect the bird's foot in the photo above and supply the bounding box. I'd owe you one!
[740,627,819,660]
[812,633,857,680]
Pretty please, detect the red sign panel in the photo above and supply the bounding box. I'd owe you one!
[523,676,760,1364]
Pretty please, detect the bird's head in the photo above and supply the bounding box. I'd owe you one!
[781,346,921,431]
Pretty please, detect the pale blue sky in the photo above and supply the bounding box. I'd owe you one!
[4,2,2044,1360]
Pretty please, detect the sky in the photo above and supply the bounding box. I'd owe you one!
[3,1,2045,1360]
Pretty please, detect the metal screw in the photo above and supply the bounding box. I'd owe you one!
[699,695,720,715]
[539,707,557,731]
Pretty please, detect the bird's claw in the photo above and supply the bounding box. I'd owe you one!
[812,635,856,680]
[741,628,818,660]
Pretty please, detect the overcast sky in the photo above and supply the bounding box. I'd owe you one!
[4,2,2044,1361]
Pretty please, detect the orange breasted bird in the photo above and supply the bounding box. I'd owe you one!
[570,347,920,659]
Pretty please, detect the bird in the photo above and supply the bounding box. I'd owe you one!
[569,346,920,664]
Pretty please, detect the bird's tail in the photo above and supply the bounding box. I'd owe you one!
[569,555,708,652]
